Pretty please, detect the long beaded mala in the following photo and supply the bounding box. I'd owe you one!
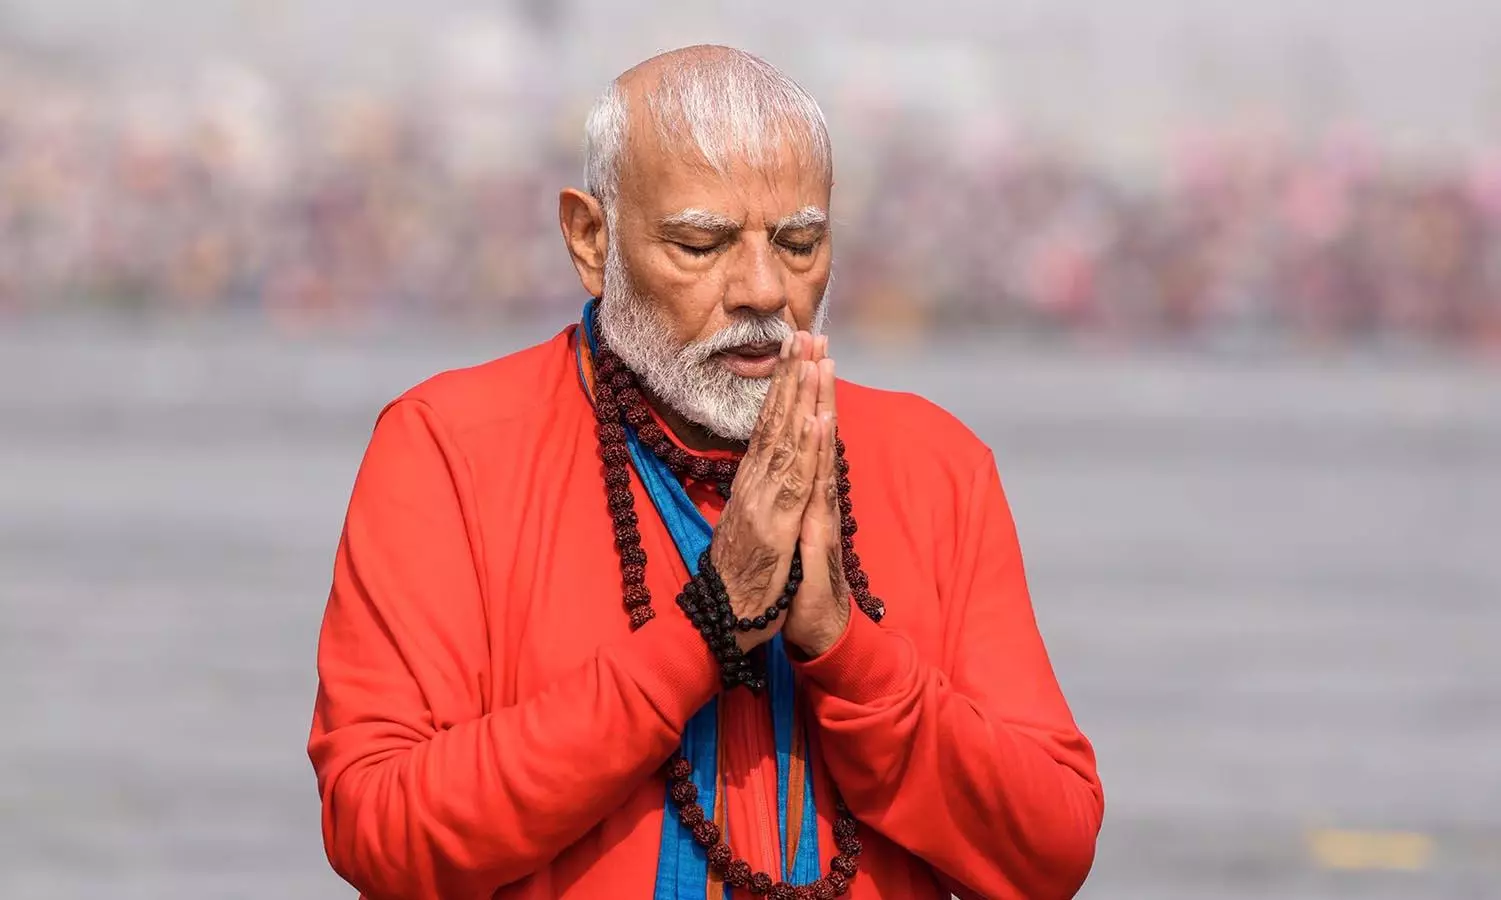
[589,330,883,899]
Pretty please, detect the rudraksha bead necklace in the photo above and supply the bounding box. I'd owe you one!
[667,755,865,899]
[590,325,882,896]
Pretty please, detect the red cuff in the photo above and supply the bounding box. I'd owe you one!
[792,608,914,705]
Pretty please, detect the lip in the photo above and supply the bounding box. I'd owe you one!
[724,341,781,357]
[716,347,779,378]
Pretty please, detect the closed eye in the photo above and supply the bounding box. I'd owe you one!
[779,240,819,257]
[673,242,723,257]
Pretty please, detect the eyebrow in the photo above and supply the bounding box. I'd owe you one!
[657,208,741,233]
[656,205,829,236]
[772,206,829,233]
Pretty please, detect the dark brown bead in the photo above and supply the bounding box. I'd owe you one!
[813,879,838,900]
[833,817,857,839]
[836,457,850,477]
[769,884,796,900]
[826,872,849,896]
[596,401,620,421]
[614,527,642,549]
[848,571,869,591]
[609,371,632,390]
[689,457,713,480]
[830,855,858,877]
[598,421,626,443]
[838,496,853,516]
[706,843,732,868]
[621,563,645,585]
[795,886,817,900]
[668,758,692,781]
[714,459,739,480]
[629,606,654,629]
[621,546,647,566]
[608,489,634,513]
[692,821,720,847]
[667,447,691,470]
[834,437,847,455]
[604,467,631,488]
[842,550,860,571]
[835,834,862,856]
[669,780,698,805]
[601,444,629,466]
[725,860,752,887]
[678,804,704,827]
[624,585,650,607]
[748,872,774,895]
[637,421,664,444]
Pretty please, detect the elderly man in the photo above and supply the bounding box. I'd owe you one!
[309,45,1102,900]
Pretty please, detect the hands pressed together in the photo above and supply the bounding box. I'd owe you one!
[709,332,851,660]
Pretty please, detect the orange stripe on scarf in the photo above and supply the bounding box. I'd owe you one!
[784,687,808,872]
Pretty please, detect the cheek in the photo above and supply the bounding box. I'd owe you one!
[635,256,729,343]
[786,266,831,328]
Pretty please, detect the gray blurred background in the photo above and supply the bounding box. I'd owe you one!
[2,2,1498,899]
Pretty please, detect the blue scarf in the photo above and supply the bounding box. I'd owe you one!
[576,301,822,898]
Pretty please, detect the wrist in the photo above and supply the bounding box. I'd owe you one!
[791,602,850,659]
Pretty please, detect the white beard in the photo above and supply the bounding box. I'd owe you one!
[596,241,828,442]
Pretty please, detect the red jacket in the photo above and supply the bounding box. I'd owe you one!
[309,326,1103,899]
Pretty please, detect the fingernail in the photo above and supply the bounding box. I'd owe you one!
[803,415,814,434]
[780,334,792,359]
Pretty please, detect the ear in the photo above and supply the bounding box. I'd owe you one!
[559,188,609,298]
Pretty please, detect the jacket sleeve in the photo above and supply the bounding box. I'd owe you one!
[308,398,718,900]
[793,450,1103,900]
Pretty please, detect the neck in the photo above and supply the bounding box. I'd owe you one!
[643,385,746,454]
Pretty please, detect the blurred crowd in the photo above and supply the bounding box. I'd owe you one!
[2,58,1499,350]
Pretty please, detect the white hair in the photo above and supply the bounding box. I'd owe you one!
[583,47,833,220]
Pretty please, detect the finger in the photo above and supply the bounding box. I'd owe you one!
[793,353,820,430]
[750,332,801,456]
[811,334,828,363]
[798,331,817,362]
[801,412,837,544]
[814,357,836,426]
[785,350,823,466]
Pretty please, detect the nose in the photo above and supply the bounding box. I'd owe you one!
[723,237,786,319]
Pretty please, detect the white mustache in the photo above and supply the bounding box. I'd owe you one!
[684,316,794,366]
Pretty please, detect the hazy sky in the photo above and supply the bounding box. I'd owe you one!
[5,0,1499,156]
